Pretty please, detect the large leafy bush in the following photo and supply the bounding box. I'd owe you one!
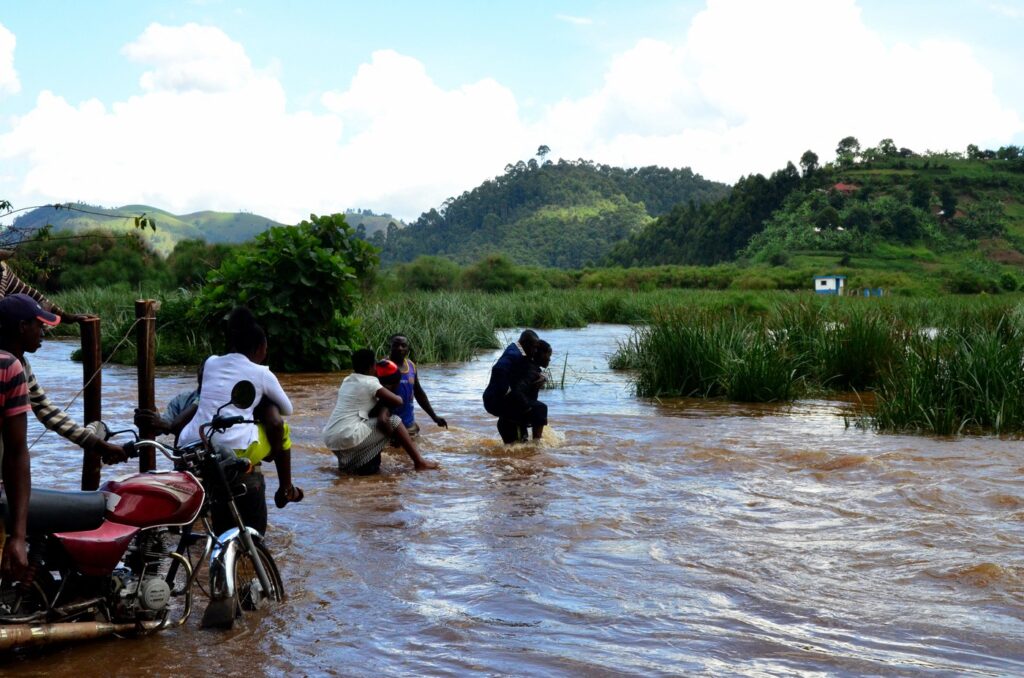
[194,213,377,371]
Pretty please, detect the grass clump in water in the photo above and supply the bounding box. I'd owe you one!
[873,319,1024,434]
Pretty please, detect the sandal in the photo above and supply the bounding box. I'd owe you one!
[274,485,304,508]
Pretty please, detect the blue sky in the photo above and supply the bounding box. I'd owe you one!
[2,0,1023,224]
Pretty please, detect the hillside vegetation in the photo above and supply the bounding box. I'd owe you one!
[9,203,285,255]
[380,156,729,268]
[611,139,1024,290]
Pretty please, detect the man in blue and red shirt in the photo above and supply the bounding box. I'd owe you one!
[0,346,32,580]
[388,334,448,436]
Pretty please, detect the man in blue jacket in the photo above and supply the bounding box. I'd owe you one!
[482,329,540,443]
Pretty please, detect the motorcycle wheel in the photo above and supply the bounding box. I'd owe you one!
[0,570,55,621]
[213,540,284,614]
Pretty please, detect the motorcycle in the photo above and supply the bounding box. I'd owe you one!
[0,380,284,650]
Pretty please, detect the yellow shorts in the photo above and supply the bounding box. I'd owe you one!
[237,422,292,465]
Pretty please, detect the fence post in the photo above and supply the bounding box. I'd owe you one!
[136,300,157,472]
[80,317,103,491]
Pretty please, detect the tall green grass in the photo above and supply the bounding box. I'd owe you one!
[873,320,1024,434]
[52,285,211,365]
[615,310,801,402]
[46,285,1024,434]
[612,294,1024,434]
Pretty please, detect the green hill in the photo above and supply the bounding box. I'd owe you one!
[610,140,1024,289]
[10,203,286,255]
[380,158,730,268]
[345,209,405,238]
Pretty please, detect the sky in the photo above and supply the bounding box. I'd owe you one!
[1,0,1023,225]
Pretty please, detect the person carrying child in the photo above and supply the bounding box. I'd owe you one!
[177,307,303,535]
[484,329,542,443]
[323,349,439,475]
[498,340,552,443]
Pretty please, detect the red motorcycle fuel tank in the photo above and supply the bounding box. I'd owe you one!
[100,471,204,528]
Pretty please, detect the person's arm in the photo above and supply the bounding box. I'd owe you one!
[0,261,85,320]
[375,405,395,438]
[375,386,403,410]
[134,408,172,436]
[168,402,198,438]
[1,412,30,580]
[262,371,293,416]
[25,360,126,463]
[412,378,447,428]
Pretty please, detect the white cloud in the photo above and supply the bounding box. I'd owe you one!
[321,50,530,213]
[0,29,530,223]
[987,2,1024,19]
[556,14,593,26]
[1,3,1022,225]
[539,0,1022,181]
[0,22,20,96]
[122,23,254,93]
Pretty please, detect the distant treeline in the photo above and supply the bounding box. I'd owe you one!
[377,157,729,267]
[10,226,237,292]
[610,138,1024,268]
[383,252,1020,296]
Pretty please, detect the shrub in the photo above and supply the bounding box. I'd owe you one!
[999,271,1018,292]
[460,254,535,292]
[194,213,377,371]
[395,255,461,291]
[166,239,237,288]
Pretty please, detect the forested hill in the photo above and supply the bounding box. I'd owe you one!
[378,158,730,268]
[609,140,1024,276]
[9,204,285,255]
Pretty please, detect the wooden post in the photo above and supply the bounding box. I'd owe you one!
[80,317,103,491]
[136,300,157,472]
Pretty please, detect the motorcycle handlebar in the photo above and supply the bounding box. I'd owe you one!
[210,415,246,429]
[123,441,140,459]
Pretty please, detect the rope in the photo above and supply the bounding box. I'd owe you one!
[27,316,149,451]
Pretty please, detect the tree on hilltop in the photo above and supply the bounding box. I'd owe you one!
[836,136,861,167]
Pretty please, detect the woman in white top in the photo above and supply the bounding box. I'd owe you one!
[323,348,438,475]
[179,307,303,533]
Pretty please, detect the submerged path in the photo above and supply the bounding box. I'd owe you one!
[8,325,1024,675]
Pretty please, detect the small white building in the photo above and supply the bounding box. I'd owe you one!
[813,275,846,296]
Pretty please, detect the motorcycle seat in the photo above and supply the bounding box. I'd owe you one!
[1,488,107,534]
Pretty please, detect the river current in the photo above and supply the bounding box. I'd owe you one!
[6,324,1024,676]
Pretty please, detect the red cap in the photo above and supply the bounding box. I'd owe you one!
[375,359,399,380]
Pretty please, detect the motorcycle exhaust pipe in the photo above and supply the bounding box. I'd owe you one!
[0,620,163,651]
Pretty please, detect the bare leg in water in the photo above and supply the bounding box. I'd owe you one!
[377,412,439,470]
[256,398,304,507]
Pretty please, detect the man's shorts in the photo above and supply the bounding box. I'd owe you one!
[238,422,292,465]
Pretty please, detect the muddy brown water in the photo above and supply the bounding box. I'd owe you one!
[5,325,1024,676]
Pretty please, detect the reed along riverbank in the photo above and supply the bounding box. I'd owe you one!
[50,286,1024,433]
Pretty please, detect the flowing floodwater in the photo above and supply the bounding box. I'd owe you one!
[5,324,1024,676]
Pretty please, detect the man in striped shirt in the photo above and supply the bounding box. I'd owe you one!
[0,294,126,464]
[0,347,32,580]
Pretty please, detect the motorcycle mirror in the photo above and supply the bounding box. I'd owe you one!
[230,381,257,409]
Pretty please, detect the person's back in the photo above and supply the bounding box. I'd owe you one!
[483,330,539,417]
[323,369,382,451]
[324,349,438,474]
[178,352,291,450]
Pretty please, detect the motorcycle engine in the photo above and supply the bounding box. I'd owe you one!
[137,576,171,611]
[112,529,173,619]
